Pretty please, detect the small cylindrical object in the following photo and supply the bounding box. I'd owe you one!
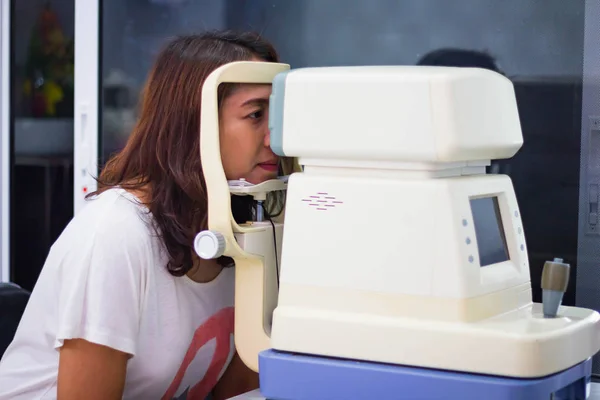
[256,200,264,222]
[541,257,570,318]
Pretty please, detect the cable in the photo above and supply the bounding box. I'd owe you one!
[260,202,280,289]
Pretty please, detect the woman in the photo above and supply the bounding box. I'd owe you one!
[0,30,289,399]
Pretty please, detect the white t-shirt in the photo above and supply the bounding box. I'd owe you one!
[0,188,236,399]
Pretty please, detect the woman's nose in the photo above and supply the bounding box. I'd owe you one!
[264,127,271,147]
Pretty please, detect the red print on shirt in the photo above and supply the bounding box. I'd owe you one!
[161,307,235,400]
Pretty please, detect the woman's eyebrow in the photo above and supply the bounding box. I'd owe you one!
[240,97,269,108]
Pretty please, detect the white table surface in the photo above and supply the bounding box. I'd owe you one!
[229,382,600,399]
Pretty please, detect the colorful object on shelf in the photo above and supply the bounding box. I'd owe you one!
[23,1,74,118]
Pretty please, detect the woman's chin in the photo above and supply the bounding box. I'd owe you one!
[246,172,278,184]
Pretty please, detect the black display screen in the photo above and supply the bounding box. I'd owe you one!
[470,197,510,266]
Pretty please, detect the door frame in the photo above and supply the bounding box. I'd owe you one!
[74,0,100,214]
[0,0,10,283]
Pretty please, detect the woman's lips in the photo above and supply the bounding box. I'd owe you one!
[258,163,279,172]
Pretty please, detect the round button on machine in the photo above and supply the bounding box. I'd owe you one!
[194,230,226,259]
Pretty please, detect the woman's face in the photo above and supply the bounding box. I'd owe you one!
[219,83,279,184]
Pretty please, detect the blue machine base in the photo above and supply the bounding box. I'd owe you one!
[258,349,591,400]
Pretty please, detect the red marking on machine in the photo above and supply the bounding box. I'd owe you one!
[301,192,344,210]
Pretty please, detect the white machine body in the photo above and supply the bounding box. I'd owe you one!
[267,66,600,378]
[269,66,522,164]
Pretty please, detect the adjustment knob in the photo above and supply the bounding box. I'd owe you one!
[541,257,570,318]
[194,230,226,259]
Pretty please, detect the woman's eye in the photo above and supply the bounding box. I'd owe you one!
[248,109,264,120]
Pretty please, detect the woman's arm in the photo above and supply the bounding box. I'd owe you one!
[52,213,150,399]
[211,352,259,400]
[57,339,129,400]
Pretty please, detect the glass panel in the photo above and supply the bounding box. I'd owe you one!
[11,0,75,290]
[0,0,9,283]
[576,0,600,347]
[100,0,228,163]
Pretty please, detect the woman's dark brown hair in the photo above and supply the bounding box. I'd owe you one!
[88,30,281,276]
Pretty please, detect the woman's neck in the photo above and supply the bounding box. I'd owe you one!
[186,259,223,283]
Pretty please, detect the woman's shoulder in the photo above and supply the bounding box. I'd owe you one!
[79,187,151,228]
[57,188,157,252]
[45,187,165,287]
